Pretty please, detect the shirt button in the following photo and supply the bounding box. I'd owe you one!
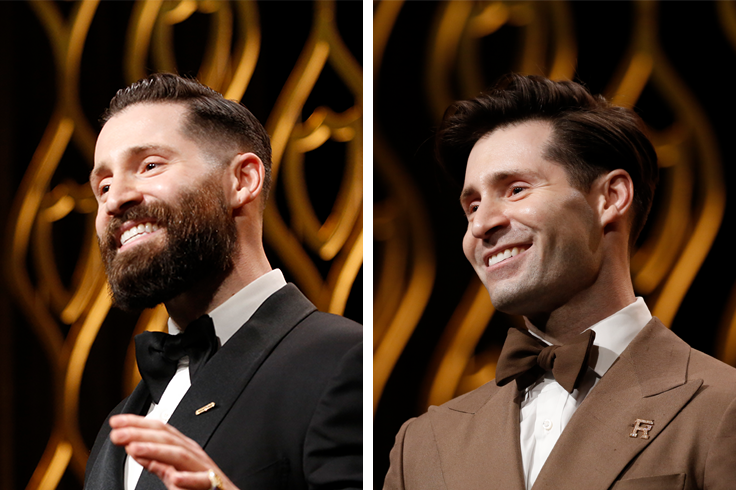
[542,419,553,431]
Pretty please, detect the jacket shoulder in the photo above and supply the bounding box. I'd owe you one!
[300,309,362,337]
[438,379,503,414]
[689,346,736,373]
[688,347,736,391]
[393,381,502,444]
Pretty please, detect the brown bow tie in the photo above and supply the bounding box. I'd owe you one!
[495,328,596,393]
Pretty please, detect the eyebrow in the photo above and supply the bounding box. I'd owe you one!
[90,144,178,181]
[459,186,476,203]
[459,168,544,202]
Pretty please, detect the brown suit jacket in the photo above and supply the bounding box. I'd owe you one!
[384,319,736,490]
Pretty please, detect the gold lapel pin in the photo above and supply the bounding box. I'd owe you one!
[629,419,654,439]
[195,402,216,415]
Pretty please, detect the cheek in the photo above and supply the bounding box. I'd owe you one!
[141,182,170,203]
[553,198,601,255]
[95,211,108,239]
[462,230,476,263]
[510,198,550,231]
[562,197,598,234]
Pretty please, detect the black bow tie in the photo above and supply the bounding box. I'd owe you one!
[135,315,219,404]
[495,328,596,393]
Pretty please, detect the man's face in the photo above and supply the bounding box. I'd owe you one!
[460,120,603,318]
[91,103,236,310]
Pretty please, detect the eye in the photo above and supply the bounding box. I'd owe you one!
[145,162,157,171]
[464,203,479,217]
[509,186,527,197]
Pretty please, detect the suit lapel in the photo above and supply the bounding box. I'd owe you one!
[532,319,701,490]
[165,284,315,440]
[429,382,526,490]
[136,285,315,489]
[85,383,151,490]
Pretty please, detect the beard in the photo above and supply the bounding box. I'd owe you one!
[99,176,237,311]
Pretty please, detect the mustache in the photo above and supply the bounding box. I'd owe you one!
[104,203,170,249]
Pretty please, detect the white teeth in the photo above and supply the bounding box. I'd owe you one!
[120,222,160,247]
[488,246,526,266]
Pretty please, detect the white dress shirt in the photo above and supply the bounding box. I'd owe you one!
[124,269,287,490]
[519,297,652,489]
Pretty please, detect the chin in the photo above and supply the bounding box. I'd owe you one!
[485,277,553,316]
[489,296,530,316]
[486,286,526,315]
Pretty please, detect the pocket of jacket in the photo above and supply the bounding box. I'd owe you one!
[611,473,685,490]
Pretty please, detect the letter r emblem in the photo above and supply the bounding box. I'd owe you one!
[629,419,654,439]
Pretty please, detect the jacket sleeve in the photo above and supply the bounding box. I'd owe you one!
[704,396,736,489]
[303,341,363,489]
[382,418,413,490]
[83,396,129,489]
[383,414,449,490]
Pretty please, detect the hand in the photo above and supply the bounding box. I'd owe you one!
[109,414,238,490]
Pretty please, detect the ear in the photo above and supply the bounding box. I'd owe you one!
[597,169,634,228]
[227,152,264,209]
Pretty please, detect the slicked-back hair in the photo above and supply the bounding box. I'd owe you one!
[102,73,272,202]
[436,74,658,245]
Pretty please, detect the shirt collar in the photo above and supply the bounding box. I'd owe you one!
[528,297,652,378]
[585,297,651,377]
[167,269,287,345]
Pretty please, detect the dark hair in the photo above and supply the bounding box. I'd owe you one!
[436,74,658,244]
[102,73,272,202]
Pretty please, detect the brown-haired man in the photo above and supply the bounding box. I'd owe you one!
[384,74,736,489]
[85,74,362,490]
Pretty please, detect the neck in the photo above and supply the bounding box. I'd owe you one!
[165,245,272,327]
[524,263,636,345]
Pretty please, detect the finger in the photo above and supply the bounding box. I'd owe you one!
[110,414,191,437]
[164,468,214,490]
[110,421,204,454]
[141,460,192,490]
[112,429,207,460]
[125,441,212,472]
[110,414,172,430]
[142,459,226,490]
[110,426,193,448]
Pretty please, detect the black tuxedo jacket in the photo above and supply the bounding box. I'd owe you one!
[84,284,362,490]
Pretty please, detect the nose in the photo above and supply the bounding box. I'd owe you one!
[470,199,509,239]
[104,175,143,216]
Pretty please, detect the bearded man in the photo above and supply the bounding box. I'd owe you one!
[383,75,736,490]
[84,73,362,490]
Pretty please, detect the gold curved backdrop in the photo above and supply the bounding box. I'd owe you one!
[374,1,736,487]
[0,2,362,489]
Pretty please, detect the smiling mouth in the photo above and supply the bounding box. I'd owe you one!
[120,222,161,247]
[487,246,528,267]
